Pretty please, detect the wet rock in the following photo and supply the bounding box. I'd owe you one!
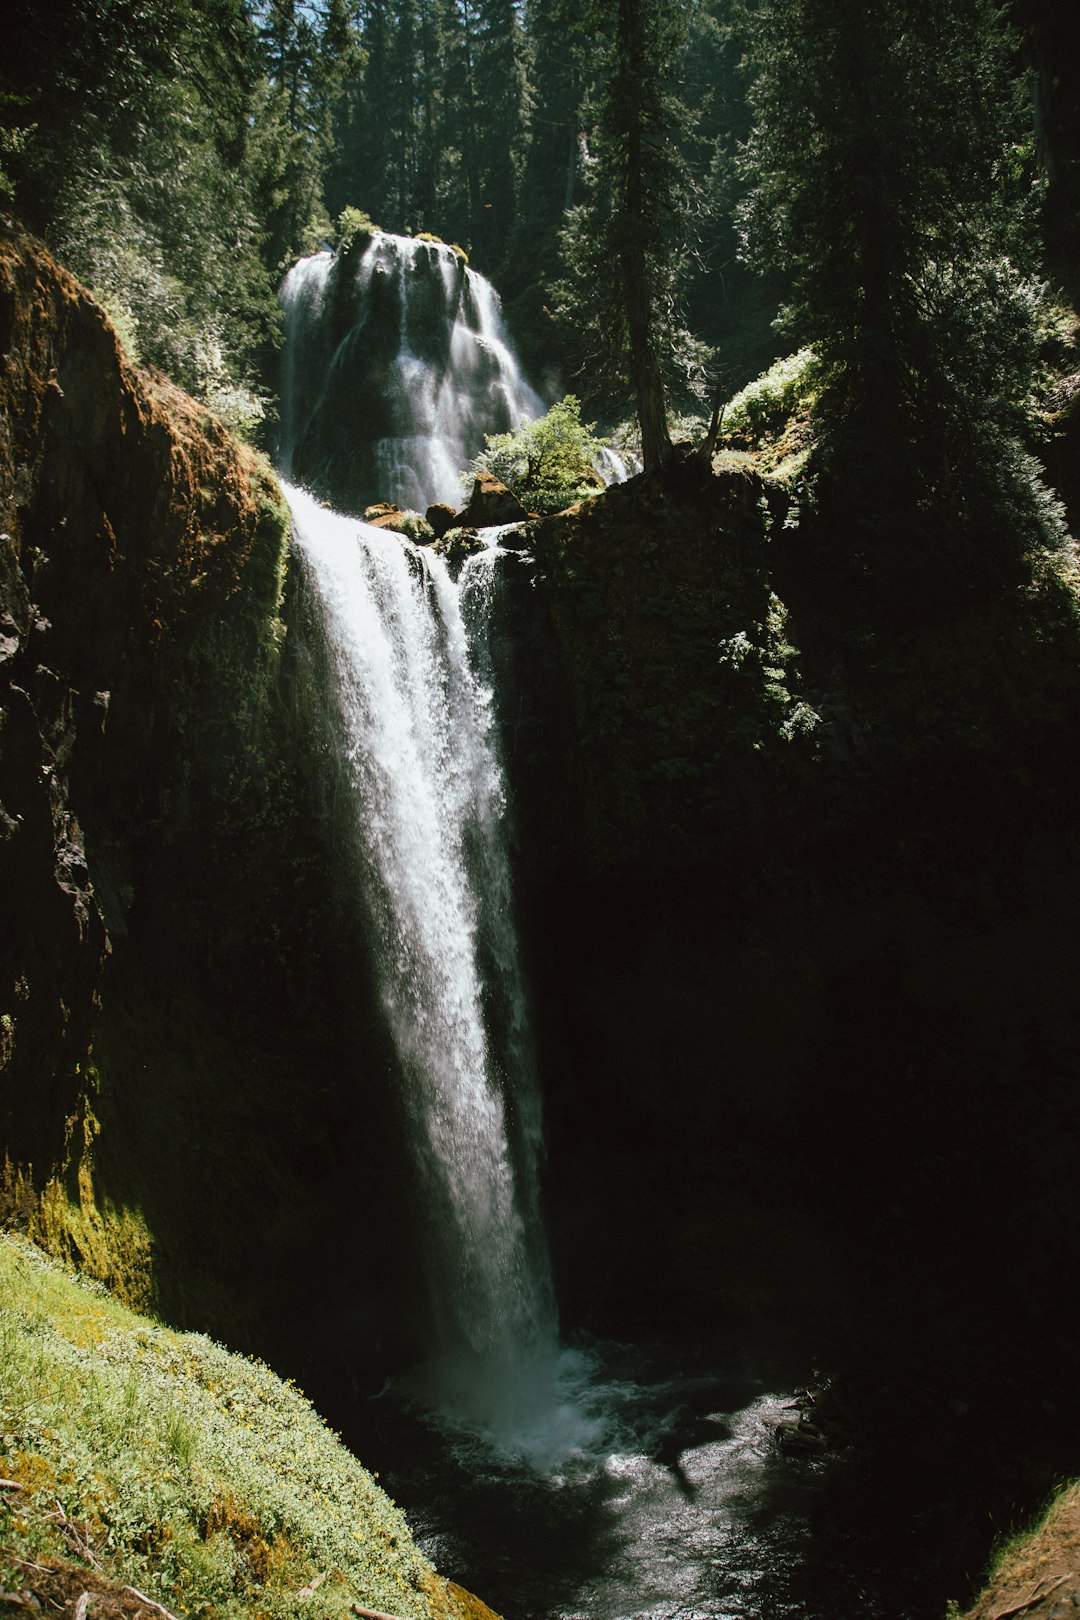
[425,503,458,540]
[365,507,436,543]
[432,526,483,566]
[0,222,288,1163]
[457,472,529,527]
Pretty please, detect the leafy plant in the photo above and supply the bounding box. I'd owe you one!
[722,349,819,440]
[467,395,608,515]
[335,205,377,253]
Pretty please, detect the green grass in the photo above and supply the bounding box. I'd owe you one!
[0,1232,460,1620]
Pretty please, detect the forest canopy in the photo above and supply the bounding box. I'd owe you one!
[2,0,1078,496]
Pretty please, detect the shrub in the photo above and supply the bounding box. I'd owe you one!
[722,348,820,441]
[467,395,608,515]
[335,205,377,254]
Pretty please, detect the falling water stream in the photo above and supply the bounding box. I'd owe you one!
[286,485,593,1458]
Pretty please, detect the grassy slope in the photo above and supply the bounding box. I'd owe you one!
[952,1481,1080,1619]
[0,1233,484,1620]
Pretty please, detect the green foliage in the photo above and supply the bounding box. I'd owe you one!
[722,348,819,439]
[468,395,608,514]
[549,0,708,464]
[737,0,1066,590]
[0,1232,441,1620]
[4,0,280,439]
[0,98,32,201]
[335,204,378,253]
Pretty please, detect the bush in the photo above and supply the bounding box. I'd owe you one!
[722,348,820,440]
[335,205,377,254]
[467,395,608,515]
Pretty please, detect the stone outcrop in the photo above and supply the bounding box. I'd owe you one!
[425,501,458,538]
[456,470,529,527]
[0,226,420,1384]
[0,223,288,1163]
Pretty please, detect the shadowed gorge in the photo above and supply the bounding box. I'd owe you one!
[4,16,1080,1600]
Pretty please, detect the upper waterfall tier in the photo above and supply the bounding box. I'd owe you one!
[279,233,543,514]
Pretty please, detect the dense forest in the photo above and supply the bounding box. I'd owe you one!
[5,2,1080,1619]
[5,0,1078,461]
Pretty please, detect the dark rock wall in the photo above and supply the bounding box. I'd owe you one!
[489,452,1080,1366]
[0,225,284,1161]
[0,228,415,1391]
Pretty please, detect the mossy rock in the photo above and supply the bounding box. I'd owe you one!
[432,526,483,564]
[364,506,436,544]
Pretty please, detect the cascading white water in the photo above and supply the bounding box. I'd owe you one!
[287,483,586,1457]
[595,444,643,485]
[279,233,544,513]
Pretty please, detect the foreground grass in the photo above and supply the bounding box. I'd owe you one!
[0,1232,470,1620]
[949,1480,1080,1619]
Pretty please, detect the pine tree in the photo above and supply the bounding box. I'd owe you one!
[554,0,697,467]
[414,0,455,227]
[353,0,394,222]
[318,0,366,222]
[469,0,530,265]
[739,0,1060,584]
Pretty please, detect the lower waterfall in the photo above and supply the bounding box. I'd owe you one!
[286,483,589,1461]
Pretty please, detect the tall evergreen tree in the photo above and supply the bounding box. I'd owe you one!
[318,0,367,221]
[738,0,1059,587]
[469,0,530,264]
[256,0,330,260]
[554,0,697,465]
[517,0,585,233]
[414,0,455,226]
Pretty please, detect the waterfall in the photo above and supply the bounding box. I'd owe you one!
[287,485,576,1454]
[277,238,592,1459]
[279,232,544,514]
[595,444,643,485]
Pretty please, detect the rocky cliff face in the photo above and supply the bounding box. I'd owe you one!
[0,228,423,1391]
[484,439,1080,1608]
[0,225,289,1165]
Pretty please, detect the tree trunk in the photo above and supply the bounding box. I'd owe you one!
[616,0,672,471]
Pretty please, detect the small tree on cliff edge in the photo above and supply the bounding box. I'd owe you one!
[554,0,697,469]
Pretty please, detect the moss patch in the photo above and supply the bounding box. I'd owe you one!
[0,1231,497,1620]
[952,1480,1080,1619]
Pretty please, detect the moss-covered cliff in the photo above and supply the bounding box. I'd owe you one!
[0,224,289,1165]
[0,1231,498,1620]
[0,228,417,1393]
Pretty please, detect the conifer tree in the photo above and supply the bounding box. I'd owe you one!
[318,0,367,222]
[739,0,1061,583]
[414,0,455,225]
[554,0,696,467]
[469,0,530,264]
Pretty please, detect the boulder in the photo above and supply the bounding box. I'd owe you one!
[457,471,529,527]
[432,526,483,565]
[364,506,435,543]
[425,502,458,540]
